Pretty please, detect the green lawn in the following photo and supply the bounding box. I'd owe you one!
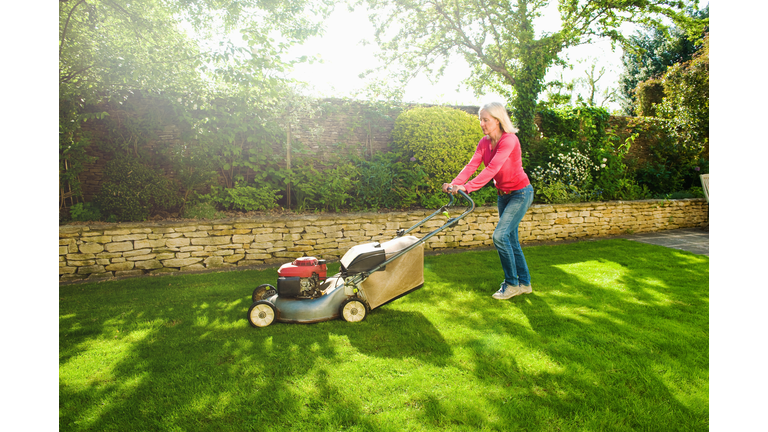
[59,239,709,431]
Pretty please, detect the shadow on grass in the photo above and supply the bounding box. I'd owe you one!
[59,268,452,431]
[411,239,708,430]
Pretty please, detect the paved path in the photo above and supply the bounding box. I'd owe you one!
[620,227,709,256]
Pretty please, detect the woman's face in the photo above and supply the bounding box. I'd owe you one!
[479,111,500,136]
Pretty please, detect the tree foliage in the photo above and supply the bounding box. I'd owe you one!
[357,0,703,144]
[59,0,334,207]
[632,33,708,194]
[618,4,708,115]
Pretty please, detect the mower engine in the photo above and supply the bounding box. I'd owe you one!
[277,257,328,299]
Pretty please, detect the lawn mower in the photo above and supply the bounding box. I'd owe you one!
[246,189,475,327]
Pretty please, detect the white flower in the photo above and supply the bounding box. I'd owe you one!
[602,158,607,162]
[601,164,606,168]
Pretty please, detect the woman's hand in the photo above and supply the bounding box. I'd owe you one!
[442,183,466,195]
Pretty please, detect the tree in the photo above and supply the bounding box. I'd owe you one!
[59,0,334,206]
[576,62,619,108]
[358,0,704,143]
[542,59,620,109]
[618,4,708,115]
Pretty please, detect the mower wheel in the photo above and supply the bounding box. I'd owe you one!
[340,298,367,323]
[248,300,277,328]
[252,284,277,302]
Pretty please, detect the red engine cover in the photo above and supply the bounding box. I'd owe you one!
[278,257,327,279]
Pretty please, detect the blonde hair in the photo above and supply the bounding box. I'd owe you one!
[479,102,518,134]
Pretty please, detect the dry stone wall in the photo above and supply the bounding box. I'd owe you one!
[59,199,708,283]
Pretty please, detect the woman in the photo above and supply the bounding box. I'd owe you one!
[442,102,534,300]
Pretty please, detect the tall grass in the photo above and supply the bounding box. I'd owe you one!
[60,239,708,431]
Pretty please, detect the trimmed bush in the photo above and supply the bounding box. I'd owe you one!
[391,106,485,191]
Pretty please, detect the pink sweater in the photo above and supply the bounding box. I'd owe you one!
[451,132,530,193]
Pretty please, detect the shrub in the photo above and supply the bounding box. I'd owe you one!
[391,106,485,191]
[182,202,226,219]
[470,183,500,207]
[351,152,429,210]
[291,160,359,212]
[529,106,657,202]
[535,181,584,204]
[529,149,595,191]
[69,202,102,222]
[208,183,282,212]
[96,157,180,222]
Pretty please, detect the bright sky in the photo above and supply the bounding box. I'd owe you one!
[286,3,630,111]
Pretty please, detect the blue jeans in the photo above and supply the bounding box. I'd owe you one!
[494,184,534,287]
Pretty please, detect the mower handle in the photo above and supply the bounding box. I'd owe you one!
[346,188,476,287]
[445,187,474,210]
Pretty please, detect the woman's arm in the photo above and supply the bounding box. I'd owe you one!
[463,134,518,192]
[449,141,485,191]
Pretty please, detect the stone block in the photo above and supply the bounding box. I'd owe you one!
[59,266,77,275]
[232,234,255,244]
[253,233,282,243]
[191,236,232,246]
[123,248,152,258]
[273,251,305,259]
[183,231,209,238]
[82,235,112,243]
[288,246,314,252]
[113,234,148,242]
[127,254,157,261]
[222,253,245,263]
[152,227,176,234]
[135,260,163,270]
[106,261,135,271]
[67,252,95,260]
[166,238,191,248]
[162,257,203,267]
[179,246,204,253]
[245,253,271,260]
[251,242,274,250]
[204,256,225,267]
[105,242,133,253]
[154,253,176,260]
[233,223,262,229]
[135,239,167,249]
[77,265,106,275]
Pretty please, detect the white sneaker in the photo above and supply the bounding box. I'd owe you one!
[492,283,531,300]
